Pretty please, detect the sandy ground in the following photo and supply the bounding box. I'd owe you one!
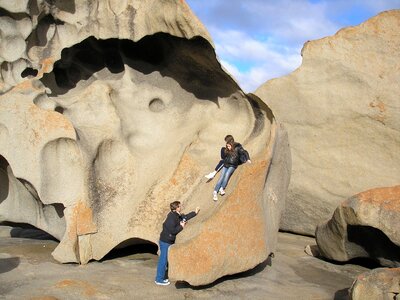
[0,226,369,300]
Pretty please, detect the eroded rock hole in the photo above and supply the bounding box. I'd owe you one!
[101,238,158,261]
[21,68,38,78]
[41,36,168,92]
[40,33,239,100]
[54,106,64,114]
[149,98,165,112]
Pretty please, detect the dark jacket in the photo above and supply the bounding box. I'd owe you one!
[222,143,250,168]
[159,210,197,244]
[214,147,225,171]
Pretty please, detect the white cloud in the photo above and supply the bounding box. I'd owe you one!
[212,28,302,92]
[187,0,340,91]
[186,0,400,91]
[213,29,280,61]
[225,59,301,93]
[243,0,339,43]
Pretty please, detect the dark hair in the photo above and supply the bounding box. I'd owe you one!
[224,139,236,155]
[224,135,234,143]
[170,201,181,211]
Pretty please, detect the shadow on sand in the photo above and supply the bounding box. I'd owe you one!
[0,257,20,274]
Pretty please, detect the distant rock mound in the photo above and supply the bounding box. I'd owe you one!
[255,10,400,235]
[316,186,400,267]
[0,0,291,285]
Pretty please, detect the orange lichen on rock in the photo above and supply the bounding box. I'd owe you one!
[11,80,36,92]
[153,152,200,203]
[30,296,59,300]
[38,58,56,76]
[55,279,97,297]
[129,152,200,231]
[21,103,75,147]
[169,155,270,284]
[369,99,387,124]
[369,99,386,113]
[28,104,74,133]
[355,185,400,211]
[75,201,97,236]
[61,200,96,244]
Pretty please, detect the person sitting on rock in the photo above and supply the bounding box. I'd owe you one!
[155,201,200,286]
[212,136,251,201]
[205,134,234,180]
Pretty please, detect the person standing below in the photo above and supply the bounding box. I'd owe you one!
[213,136,251,201]
[155,201,200,286]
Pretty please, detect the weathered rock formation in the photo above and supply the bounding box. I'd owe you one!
[316,186,400,267]
[255,10,400,235]
[169,121,291,285]
[350,268,400,300]
[0,0,291,285]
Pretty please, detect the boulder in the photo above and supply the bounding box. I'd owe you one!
[254,10,400,235]
[169,119,291,285]
[350,268,400,300]
[316,186,400,267]
[0,0,291,285]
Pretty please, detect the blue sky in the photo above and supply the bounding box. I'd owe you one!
[186,0,400,92]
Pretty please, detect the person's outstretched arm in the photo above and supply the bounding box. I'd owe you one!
[182,207,200,221]
[215,160,224,171]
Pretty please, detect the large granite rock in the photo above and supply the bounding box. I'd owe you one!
[316,186,400,267]
[350,268,400,300]
[255,10,400,235]
[169,120,291,285]
[0,0,291,285]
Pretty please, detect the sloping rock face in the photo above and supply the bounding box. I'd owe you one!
[169,121,291,285]
[350,268,400,300]
[316,186,400,267]
[0,0,291,285]
[255,10,400,235]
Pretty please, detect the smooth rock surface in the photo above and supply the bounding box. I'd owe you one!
[255,10,400,236]
[0,227,370,299]
[316,186,400,267]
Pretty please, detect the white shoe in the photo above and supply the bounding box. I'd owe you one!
[213,191,218,201]
[219,188,225,196]
[155,280,170,286]
[205,171,217,179]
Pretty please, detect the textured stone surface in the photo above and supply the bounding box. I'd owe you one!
[255,10,400,235]
[0,0,290,285]
[316,186,400,267]
[169,117,291,285]
[0,229,369,299]
[350,268,400,300]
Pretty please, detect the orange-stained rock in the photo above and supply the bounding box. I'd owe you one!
[170,157,269,285]
[350,268,400,300]
[169,122,291,285]
[316,186,400,267]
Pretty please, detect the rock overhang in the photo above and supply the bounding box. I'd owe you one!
[0,0,291,286]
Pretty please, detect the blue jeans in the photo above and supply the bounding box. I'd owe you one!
[155,240,171,282]
[214,166,235,192]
